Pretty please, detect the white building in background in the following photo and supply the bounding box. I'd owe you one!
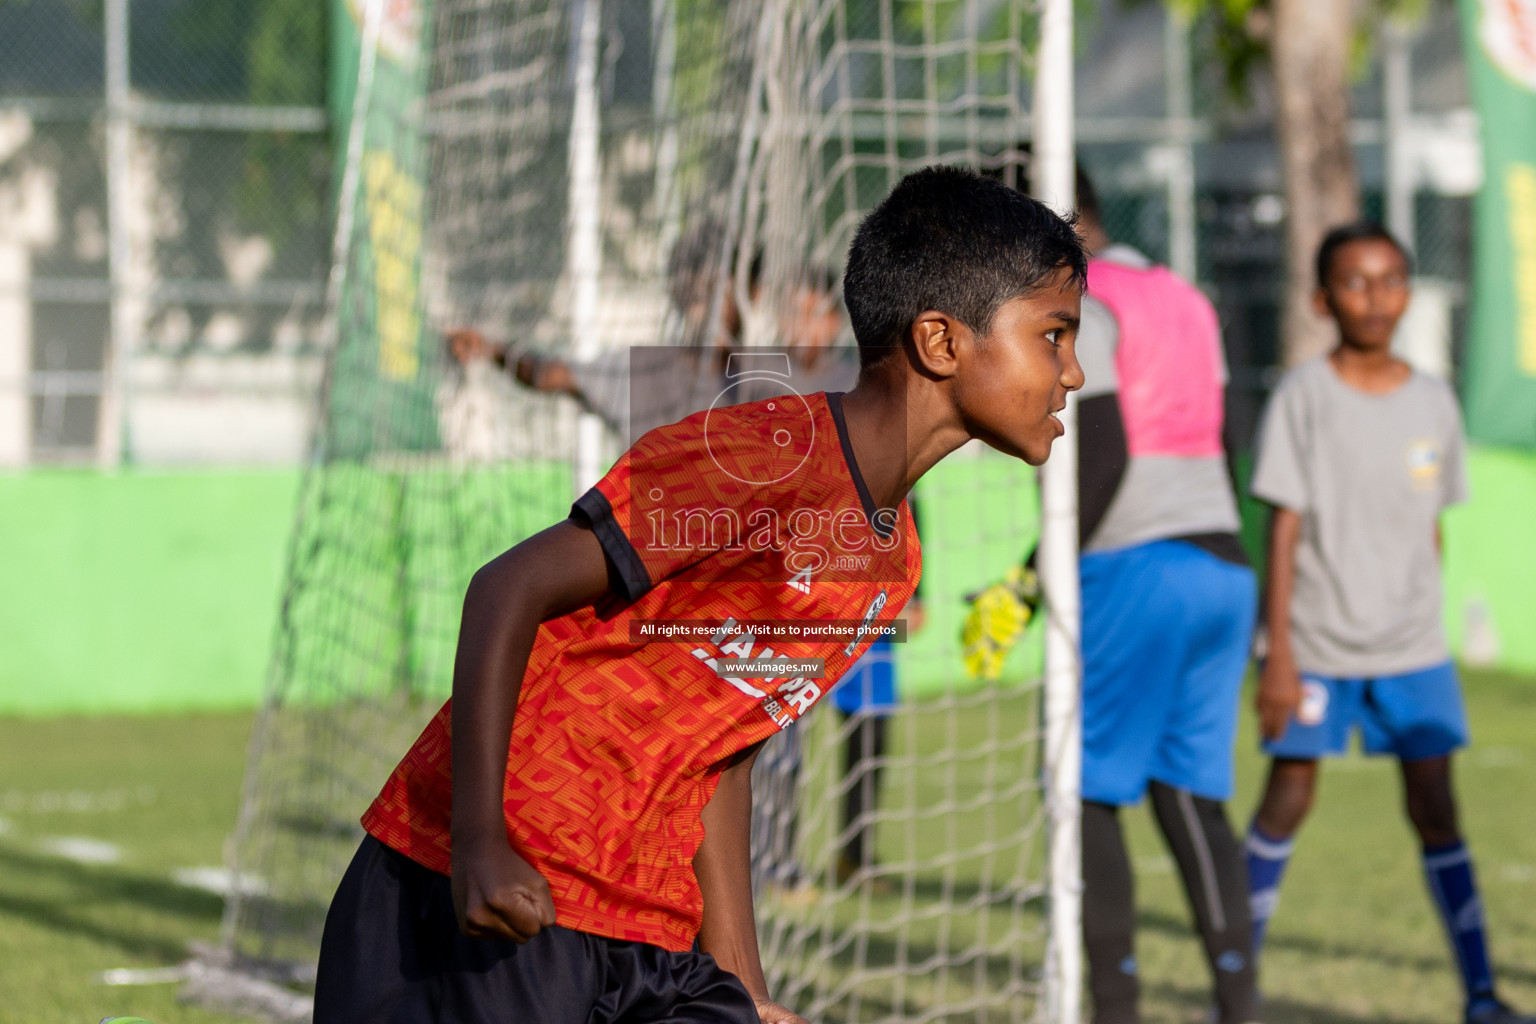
[0,0,330,468]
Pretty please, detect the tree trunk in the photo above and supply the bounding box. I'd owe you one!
[1270,0,1361,365]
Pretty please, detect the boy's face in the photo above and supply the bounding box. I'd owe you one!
[1315,238,1411,351]
[951,269,1084,465]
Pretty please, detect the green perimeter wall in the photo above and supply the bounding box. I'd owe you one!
[2,448,1533,716]
[1443,447,1536,668]
[0,470,300,715]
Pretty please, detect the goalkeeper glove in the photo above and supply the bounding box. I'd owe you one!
[960,562,1042,681]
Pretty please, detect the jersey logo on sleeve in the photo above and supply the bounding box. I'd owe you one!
[844,591,889,656]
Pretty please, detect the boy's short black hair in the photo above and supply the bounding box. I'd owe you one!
[1315,221,1413,287]
[843,165,1087,368]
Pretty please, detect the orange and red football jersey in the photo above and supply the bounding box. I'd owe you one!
[363,391,921,951]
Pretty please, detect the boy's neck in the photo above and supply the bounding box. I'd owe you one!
[1328,340,1411,394]
[839,363,971,511]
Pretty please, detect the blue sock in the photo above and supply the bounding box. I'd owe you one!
[1422,841,1497,1011]
[1245,821,1294,958]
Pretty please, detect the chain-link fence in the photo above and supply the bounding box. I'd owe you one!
[0,0,1478,467]
[0,0,329,465]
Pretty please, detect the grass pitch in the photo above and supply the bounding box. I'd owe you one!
[0,671,1532,1023]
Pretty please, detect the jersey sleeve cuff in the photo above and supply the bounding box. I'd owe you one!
[572,487,653,602]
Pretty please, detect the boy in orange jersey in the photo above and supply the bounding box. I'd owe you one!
[312,165,1086,1024]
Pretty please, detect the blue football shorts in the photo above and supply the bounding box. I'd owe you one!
[833,637,897,715]
[1263,660,1469,762]
[1081,539,1257,806]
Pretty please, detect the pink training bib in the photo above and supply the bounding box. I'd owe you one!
[1087,258,1225,459]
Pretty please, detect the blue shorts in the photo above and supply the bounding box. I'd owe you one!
[833,638,897,715]
[1263,661,1469,762]
[1081,540,1257,806]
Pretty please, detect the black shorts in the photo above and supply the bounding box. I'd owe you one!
[314,836,758,1024]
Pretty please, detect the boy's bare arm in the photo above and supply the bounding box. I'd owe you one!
[450,519,611,942]
[694,744,809,1024]
[1257,506,1303,741]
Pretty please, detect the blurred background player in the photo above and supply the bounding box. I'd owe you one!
[442,224,749,446]
[829,555,923,890]
[1244,224,1531,1024]
[769,263,901,898]
[1065,165,1259,1024]
[963,158,1257,1023]
[749,266,866,899]
[445,245,855,446]
[774,266,858,394]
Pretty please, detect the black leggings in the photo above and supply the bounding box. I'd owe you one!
[1082,782,1257,1024]
[840,712,888,868]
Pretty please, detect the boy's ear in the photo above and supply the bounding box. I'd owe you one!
[909,310,964,379]
[1312,287,1331,318]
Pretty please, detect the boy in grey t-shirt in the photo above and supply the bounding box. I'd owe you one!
[1243,223,1529,1024]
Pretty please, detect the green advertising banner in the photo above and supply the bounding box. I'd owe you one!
[327,0,440,457]
[1459,0,1536,447]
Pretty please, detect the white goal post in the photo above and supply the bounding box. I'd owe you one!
[1032,1,1083,1020]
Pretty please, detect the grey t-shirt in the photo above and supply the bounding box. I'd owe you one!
[1250,357,1469,676]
